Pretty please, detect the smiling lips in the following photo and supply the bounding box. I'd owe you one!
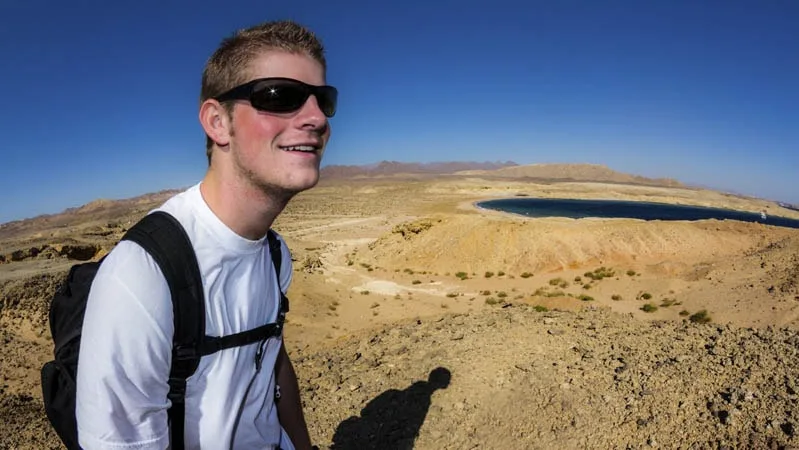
[280,144,320,154]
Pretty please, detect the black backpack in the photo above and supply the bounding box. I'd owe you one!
[40,210,289,450]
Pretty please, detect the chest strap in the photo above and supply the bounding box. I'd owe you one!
[173,292,289,360]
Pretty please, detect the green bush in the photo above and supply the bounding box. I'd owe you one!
[679,310,690,316]
[611,294,622,301]
[593,267,615,279]
[689,310,712,324]
[641,292,652,300]
[534,305,549,312]
[412,280,422,285]
[485,271,494,278]
[485,297,498,305]
[641,303,657,313]
[627,270,636,276]
[497,291,508,298]
[446,292,459,298]
[585,267,616,281]
[578,294,594,301]
[520,272,533,278]
[497,271,506,276]
[549,277,565,286]
[455,271,469,280]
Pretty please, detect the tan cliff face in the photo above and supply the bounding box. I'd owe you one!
[2,166,799,448]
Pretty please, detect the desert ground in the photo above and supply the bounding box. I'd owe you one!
[2,166,799,449]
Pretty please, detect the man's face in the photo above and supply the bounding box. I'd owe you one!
[227,51,331,197]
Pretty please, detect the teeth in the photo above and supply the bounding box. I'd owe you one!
[282,145,316,152]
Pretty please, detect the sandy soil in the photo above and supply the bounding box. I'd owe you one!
[1,174,798,449]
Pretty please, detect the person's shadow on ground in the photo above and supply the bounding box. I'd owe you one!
[330,367,451,450]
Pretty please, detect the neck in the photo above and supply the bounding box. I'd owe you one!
[200,166,289,241]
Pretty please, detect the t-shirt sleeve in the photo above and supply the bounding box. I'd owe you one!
[76,240,173,450]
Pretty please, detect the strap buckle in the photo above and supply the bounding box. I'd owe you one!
[173,344,198,360]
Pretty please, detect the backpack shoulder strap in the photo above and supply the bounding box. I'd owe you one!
[121,210,203,450]
[266,229,289,316]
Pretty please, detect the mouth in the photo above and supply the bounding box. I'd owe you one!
[279,144,321,154]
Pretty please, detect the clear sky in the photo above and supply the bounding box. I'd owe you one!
[1,0,797,224]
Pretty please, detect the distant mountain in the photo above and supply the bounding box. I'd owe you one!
[0,189,181,240]
[320,161,519,179]
[456,163,684,188]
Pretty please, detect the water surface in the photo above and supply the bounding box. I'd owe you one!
[477,198,799,229]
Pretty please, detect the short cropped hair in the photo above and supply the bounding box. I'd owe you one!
[201,20,327,163]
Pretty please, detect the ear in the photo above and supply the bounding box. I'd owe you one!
[199,99,232,148]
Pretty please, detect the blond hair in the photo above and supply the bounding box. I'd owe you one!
[201,20,327,163]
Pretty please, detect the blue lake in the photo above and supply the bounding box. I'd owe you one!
[476,198,799,230]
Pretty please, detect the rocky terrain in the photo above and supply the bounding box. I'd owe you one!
[2,164,799,449]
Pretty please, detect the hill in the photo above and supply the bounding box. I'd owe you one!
[457,163,683,187]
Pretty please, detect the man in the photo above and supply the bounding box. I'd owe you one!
[75,20,336,449]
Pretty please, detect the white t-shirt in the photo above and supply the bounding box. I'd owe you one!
[76,183,294,450]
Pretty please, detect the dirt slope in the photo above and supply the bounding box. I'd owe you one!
[298,306,799,449]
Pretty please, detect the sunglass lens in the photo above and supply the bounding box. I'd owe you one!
[317,87,338,117]
[251,81,308,113]
[251,80,337,117]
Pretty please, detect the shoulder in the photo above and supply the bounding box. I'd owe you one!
[90,239,173,326]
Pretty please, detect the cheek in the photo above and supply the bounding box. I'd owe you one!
[234,114,283,149]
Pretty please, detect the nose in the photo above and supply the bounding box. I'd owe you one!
[296,95,328,131]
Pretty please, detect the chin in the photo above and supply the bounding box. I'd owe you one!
[283,171,321,193]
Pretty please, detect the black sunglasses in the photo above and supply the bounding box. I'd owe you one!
[214,77,338,118]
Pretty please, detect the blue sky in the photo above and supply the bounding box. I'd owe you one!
[1,0,797,223]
